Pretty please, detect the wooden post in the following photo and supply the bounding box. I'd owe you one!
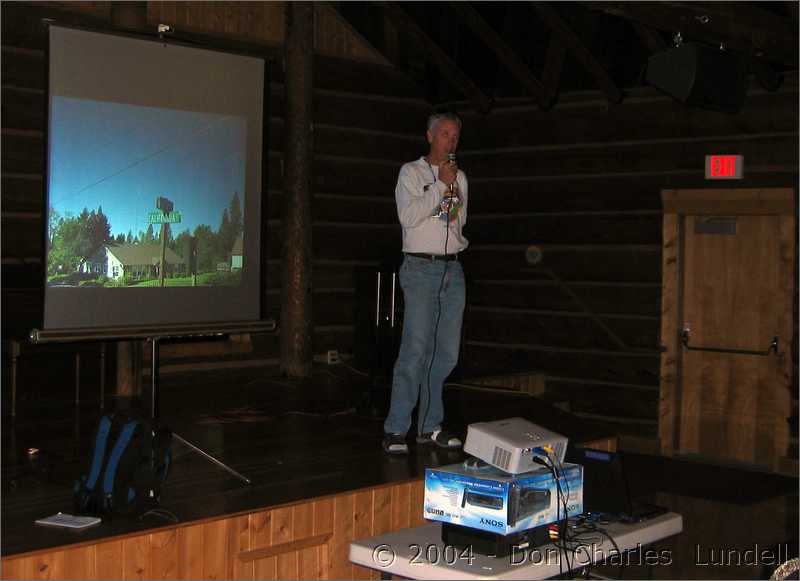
[159,223,167,287]
[115,341,142,399]
[281,2,314,378]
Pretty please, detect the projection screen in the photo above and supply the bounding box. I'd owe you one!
[44,25,265,332]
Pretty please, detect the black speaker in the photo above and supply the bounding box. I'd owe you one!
[645,43,748,113]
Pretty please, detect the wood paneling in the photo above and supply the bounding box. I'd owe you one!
[122,535,150,579]
[176,524,203,579]
[0,480,426,580]
[150,529,178,579]
[329,493,354,580]
[62,546,95,580]
[250,510,275,580]
[351,490,373,580]
[94,541,123,579]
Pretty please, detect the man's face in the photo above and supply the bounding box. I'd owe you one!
[426,119,460,159]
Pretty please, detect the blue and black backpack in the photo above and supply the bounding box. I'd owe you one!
[74,412,172,516]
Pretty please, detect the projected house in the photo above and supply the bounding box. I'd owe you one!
[83,243,185,280]
[230,236,243,270]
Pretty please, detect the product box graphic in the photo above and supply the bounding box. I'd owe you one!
[424,461,583,535]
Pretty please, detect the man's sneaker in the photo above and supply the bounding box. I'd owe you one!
[383,433,409,455]
[416,429,462,449]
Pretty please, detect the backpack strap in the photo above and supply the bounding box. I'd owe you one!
[85,415,113,491]
[101,420,139,509]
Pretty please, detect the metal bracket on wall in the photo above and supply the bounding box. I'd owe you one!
[680,326,779,357]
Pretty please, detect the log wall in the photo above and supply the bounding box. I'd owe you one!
[2,1,797,452]
[455,80,799,442]
[0,478,426,580]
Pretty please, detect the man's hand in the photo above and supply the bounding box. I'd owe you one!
[439,159,458,186]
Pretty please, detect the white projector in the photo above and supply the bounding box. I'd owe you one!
[463,417,568,475]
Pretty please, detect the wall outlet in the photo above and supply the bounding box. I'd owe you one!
[326,350,340,365]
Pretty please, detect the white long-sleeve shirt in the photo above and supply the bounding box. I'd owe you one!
[395,156,469,255]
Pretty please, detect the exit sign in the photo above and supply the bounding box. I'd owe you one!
[705,155,743,179]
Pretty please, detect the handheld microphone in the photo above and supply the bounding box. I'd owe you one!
[447,153,456,193]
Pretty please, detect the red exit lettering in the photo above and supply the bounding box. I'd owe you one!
[705,155,743,179]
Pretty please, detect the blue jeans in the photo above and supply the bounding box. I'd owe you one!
[384,255,466,436]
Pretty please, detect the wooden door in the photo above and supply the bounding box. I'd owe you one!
[660,189,795,471]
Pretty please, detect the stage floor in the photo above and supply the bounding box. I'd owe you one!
[2,365,797,579]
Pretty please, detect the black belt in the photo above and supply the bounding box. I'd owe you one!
[405,252,459,262]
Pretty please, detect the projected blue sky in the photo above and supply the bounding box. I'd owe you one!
[48,97,246,238]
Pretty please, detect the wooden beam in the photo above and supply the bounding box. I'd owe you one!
[531,2,623,103]
[381,2,491,113]
[585,1,798,65]
[541,30,567,105]
[448,2,549,108]
[281,2,315,378]
[238,533,333,561]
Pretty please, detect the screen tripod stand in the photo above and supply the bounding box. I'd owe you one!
[148,337,251,485]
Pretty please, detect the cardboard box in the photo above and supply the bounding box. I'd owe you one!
[424,461,583,535]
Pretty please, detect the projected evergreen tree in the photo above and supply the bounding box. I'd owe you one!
[193,225,216,272]
[217,192,243,259]
[219,208,232,257]
[47,206,112,276]
[87,206,112,252]
[229,192,243,241]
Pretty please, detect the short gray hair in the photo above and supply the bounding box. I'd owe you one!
[427,111,462,133]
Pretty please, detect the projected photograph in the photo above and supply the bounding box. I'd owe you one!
[47,97,247,288]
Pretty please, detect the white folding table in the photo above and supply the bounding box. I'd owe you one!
[350,512,683,580]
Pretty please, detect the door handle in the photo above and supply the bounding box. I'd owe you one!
[681,327,778,357]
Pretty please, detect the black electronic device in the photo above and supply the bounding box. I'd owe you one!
[461,490,504,511]
[508,487,551,526]
[645,42,748,113]
[565,446,667,522]
[442,522,550,558]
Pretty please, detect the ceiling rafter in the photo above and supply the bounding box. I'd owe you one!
[541,31,567,106]
[531,2,623,104]
[379,2,492,113]
[448,2,550,108]
[631,21,667,54]
[585,2,798,66]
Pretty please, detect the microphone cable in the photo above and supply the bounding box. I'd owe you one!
[420,155,456,439]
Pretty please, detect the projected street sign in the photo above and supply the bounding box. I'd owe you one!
[148,211,182,224]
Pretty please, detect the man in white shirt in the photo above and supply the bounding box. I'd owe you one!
[383,112,468,455]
